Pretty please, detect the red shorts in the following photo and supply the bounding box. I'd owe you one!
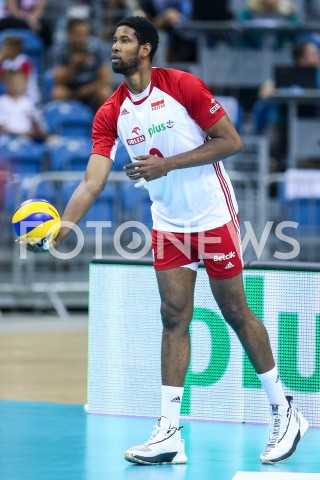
[152,219,243,279]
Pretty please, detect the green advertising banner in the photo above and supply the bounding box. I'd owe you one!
[88,263,320,426]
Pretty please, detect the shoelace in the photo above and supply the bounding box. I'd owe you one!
[265,410,289,452]
[145,418,176,444]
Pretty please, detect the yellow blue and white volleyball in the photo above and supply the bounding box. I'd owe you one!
[12,198,61,244]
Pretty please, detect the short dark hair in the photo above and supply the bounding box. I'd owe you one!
[116,16,159,61]
[67,17,89,31]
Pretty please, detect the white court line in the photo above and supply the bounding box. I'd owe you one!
[233,473,320,480]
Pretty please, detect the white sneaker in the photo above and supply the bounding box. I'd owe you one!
[124,416,187,465]
[260,396,309,464]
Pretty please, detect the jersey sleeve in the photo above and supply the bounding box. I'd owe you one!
[175,72,226,131]
[91,100,118,160]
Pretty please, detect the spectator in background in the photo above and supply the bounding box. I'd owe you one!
[239,0,297,49]
[137,0,196,61]
[258,41,320,99]
[0,0,52,47]
[191,0,236,47]
[50,17,112,111]
[138,0,191,29]
[253,40,320,170]
[0,70,46,140]
[192,1,233,22]
[292,40,320,67]
[0,35,40,103]
[102,0,145,40]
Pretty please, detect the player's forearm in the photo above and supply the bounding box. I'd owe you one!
[165,135,243,172]
[54,179,104,245]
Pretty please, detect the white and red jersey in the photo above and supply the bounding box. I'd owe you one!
[92,67,239,233]
[0,93,41,134]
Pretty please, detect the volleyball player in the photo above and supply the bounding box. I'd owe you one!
[28,15,309,465]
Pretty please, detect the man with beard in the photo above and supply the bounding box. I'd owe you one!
[27,16,308,466]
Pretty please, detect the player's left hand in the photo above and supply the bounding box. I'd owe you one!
[123,155,169,182]
[15,238,53,254]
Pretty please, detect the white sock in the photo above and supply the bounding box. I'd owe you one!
[257,366,288,406]
[161,385,184,428]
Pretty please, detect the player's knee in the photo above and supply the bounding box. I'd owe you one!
[220,303,247,332]
[160,301,192,331]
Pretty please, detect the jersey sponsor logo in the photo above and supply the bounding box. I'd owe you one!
[126,126,146,145]
[121,108,130,115]
[151,97,165,110]
[210,100,221,115]
[148,120,174,138]
[213,251,236,262]
[132,126,141,135]
[126,135,146,145]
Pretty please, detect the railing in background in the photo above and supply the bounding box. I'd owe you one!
[1,135,320,316]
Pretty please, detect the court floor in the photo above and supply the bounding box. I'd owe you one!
[1,400,319,480]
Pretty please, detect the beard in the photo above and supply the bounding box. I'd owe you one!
[112,55,141,76]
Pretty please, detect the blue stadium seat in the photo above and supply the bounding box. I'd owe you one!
[2,180,14,213]
[279,179,320,233]
[42,69,54,102]
[47,137,92,171]
[0,137,46,174]
[281,197,320,235]
[27,180,58,205]
[62,181,117,228]
[86,183,118,229]
[0,167,13,213]
[0,29,45,74]
[44,100,94,137]
[8,180,59,218]
[119,181,152,229]
[252,98,280,134]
